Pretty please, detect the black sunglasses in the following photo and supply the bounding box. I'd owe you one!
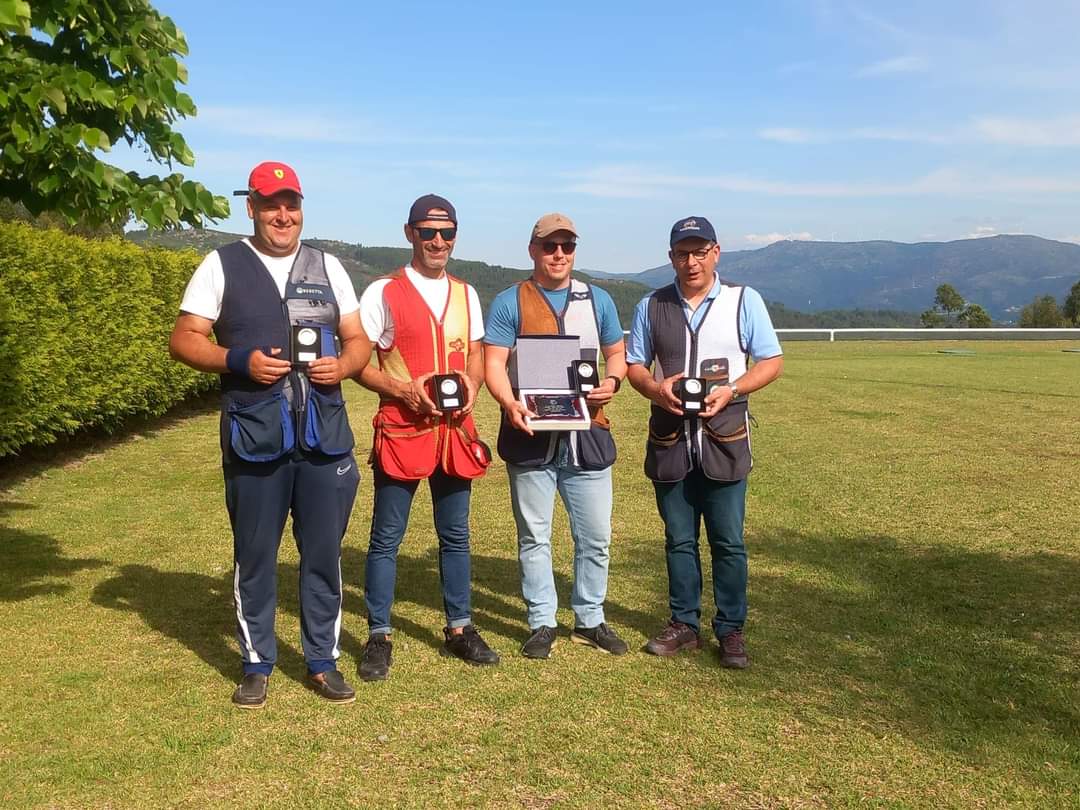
[537,240,577,255]
[413,226,457,241]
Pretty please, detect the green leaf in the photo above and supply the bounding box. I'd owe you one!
[92,84,118,107]
[10,119,28,144]
[36,174,61,195]
[3,143,24,165]
[83,128,111,151]
[43,86,67,116]
[0,0,31,33]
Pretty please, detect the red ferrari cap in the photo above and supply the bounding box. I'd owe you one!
[247,161,303,197]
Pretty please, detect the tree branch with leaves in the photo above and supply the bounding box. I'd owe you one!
[0,0,228,229]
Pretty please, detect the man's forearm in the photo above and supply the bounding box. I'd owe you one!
[357,362,405,400]
[337,335,372,381]
[170,330,228,374]
[733,355,783,395]
[627,363,658,400]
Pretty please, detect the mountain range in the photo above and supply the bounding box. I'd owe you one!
[128,229,1080,325]
[591,235,1080,319]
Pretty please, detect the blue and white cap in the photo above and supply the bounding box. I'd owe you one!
[669,216,717,247]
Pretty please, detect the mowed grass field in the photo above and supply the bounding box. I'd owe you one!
[1,341,1078,809]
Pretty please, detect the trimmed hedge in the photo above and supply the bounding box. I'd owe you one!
[0,221,216,456]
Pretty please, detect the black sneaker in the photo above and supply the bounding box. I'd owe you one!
[571,623,629,656]
[521,626,558,659]
[231,672,268,709]
[306,669,356,703]
[360,633,392,681]
[440,625,500,666]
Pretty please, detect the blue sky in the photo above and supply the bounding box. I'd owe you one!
[117,0,1080,273]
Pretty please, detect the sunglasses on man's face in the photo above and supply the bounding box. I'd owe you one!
[414,226,457,242]
[537,240,577,255]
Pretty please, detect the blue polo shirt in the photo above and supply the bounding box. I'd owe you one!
[485,281,624,348]
[626,274,782,365]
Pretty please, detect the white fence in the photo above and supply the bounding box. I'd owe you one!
[775,328,1080,342]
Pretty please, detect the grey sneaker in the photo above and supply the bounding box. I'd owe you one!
[521,626,558,659]
[571,623,629,656]
[231,672,268,709]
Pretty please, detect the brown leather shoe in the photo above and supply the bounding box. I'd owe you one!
[645,621,703,656]
[718,630,749,669]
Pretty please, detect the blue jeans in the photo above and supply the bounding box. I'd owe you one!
[653,471,747,640]
[508,450,613,630]
[365,466,473,634]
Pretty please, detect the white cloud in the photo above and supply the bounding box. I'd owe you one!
[973,115,1080,147]
[1061,235,1080,245]
[856,54,929,77]
[744,232,815,246]
[964,226,1002,239]
[564,164,1080,200]
[759,128,820,143]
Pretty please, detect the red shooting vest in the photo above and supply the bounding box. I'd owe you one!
[371,268,489,480]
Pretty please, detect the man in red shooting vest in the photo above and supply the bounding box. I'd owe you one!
[355,194,498,681]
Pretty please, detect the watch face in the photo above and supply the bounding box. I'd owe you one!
[440,378,459,395]
[683,378,703,395]
[297,328,318,346]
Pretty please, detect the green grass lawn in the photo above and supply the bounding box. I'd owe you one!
[2,341,1078,808]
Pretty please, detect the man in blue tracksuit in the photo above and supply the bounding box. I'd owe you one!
[170,161,370,708]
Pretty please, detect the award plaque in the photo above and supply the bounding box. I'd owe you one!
[674,377,706,412]
[292,325,321,367]
[520,389,590,431]
[571,359,600,393]
[433,373,464,412]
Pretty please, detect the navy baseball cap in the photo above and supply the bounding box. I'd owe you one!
[408,193,457,225]
[669,216,717,247]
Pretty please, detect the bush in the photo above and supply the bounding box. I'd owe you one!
[0,221,215,455]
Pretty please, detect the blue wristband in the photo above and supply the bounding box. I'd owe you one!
[226,347,255,378]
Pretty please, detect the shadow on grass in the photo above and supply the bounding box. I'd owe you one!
[625,528,1080,757]
[90,565,308,685]
[0,501,105,601]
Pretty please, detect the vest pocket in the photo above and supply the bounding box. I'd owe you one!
[303,387,355,457]
[577,421,617,470]
[228,393,294,462]
[700,401,752,482]
[372,411,439,480]
[644,408,691,482]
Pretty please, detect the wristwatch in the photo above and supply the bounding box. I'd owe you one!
[606,375,622,393]
[728,381,740,398]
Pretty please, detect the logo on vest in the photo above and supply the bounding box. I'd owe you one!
[570,291,590,301]
[703,361,722,373]
[336,464,352,476]
[295,286,326,296]
[449,338,465,352]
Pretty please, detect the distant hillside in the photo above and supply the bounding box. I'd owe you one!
[127,229,652,325]
[624,235,1080,319]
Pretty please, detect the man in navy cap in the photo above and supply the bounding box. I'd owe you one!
[170,161,369,708]
[354,193,498,681]
[625,217,783,667]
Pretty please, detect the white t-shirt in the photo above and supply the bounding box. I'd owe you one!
[360,265,485,350]
[179,238,360,323]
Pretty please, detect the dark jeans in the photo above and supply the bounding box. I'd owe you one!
[365,465,473,634]
[653,471,748,640]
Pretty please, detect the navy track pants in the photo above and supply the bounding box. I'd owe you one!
[223,451,360,675]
